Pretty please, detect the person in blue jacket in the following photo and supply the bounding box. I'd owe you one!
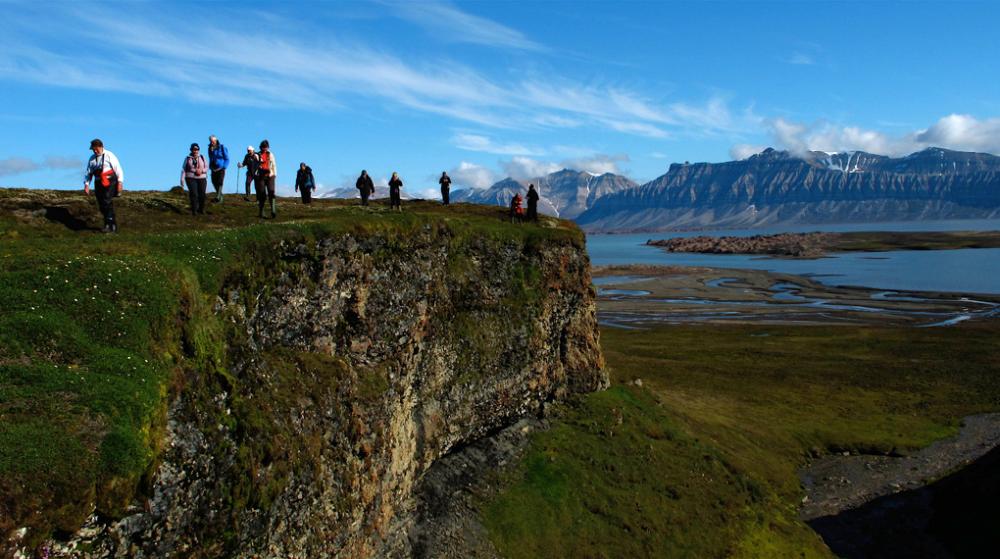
[208,135,229,203]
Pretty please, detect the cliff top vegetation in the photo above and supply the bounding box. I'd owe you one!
[0,188,583,549]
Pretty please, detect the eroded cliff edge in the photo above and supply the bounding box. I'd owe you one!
[3,202,605,558]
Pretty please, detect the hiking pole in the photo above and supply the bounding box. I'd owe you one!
[235,166,241,196]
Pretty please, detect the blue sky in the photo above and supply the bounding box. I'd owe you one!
[2,0,999,196]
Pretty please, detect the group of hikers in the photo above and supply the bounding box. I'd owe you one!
[84,137,541,232]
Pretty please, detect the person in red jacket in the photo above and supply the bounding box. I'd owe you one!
[509,192,524,224]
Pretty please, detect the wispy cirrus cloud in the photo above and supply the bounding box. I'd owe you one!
[452,133,545,156]
[385,0,544,51]
[0,3,753,141]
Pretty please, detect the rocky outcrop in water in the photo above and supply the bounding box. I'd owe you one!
[578,147,1000,232]
[648,233,832,257]
[31,227,606,558]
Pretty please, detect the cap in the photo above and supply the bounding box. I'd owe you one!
[247,145,254,151]
[190,142,200,151]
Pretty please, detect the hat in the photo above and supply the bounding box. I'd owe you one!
[190,142,200,151]
[89,138,103,149]
[247,146,254,151]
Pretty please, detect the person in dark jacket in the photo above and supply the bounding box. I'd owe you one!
[526,183,539,222]
[207,135,229,203]
[83,138,124,232]
[237,146,258,201]
[356,170,374,206]
[439,171,451,205]
[388,172,403,211]
[295,163,316,204]
[180,143,208,216]
[509,192,524,224]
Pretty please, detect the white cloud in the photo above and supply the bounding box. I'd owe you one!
[754,114,1000,157]
[729,144,766,160]
[0,155,84,177]
[387,1,543,51]
[787,52,815,65]
[561,153,629,175]
[452,133,544,156]
[501,157,561,180]
[449,161,497,189]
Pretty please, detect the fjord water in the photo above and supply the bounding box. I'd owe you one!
[586,220,1000,294]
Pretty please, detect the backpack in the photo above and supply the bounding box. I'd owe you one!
[258,152,271,175]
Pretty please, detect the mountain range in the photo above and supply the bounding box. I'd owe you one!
[452,169,638,219]
[576,147,1000,232]
[316,147,1000,232]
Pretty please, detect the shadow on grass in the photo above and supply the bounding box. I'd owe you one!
[43,206,97,232]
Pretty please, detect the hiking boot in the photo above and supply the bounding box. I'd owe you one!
[110,223,118,233]
[270,211,276,219]
[102,224,111,233]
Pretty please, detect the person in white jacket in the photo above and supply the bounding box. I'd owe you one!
[83,138,124,233]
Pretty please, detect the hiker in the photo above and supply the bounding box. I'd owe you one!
[208,135,229,203]
[356,170,375,206]
[255,139,278,218]
[295,162,316,204]
[509,192,524,224]
[388,172,403,211]
[181,142,209,215]
[439,171,451,205]
[237,146,258,200]
[526,183,539,221]
[83,138,124,233]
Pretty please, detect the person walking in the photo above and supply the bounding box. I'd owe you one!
[439,171,451,205]
[181,143,209,216]
[509,192,524,224]
[388,172,403,211]
[208,135,229,203]
[356,170,374,206]
[295,162,316,204]
[255,139,278,218]
[526,183,539,222]
[83,138,124,233]
[237,146,258,201]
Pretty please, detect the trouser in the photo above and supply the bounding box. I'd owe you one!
[186,177,208,214]
[360,189,370,206]
[256,175,276,216]
[95,184,116,227]
[300,188,312,204]
[244,171,254,197]
[211,168,226,202]
[390,188,401,208]
[527,202,537,221]
[441,186,450,205]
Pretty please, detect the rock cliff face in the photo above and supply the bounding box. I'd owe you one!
[577,147,1000,232]
[40,227,605,558]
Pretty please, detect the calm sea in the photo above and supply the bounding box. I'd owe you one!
[586,219,1000,295]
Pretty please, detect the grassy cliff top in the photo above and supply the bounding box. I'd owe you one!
[0,187,584,549]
